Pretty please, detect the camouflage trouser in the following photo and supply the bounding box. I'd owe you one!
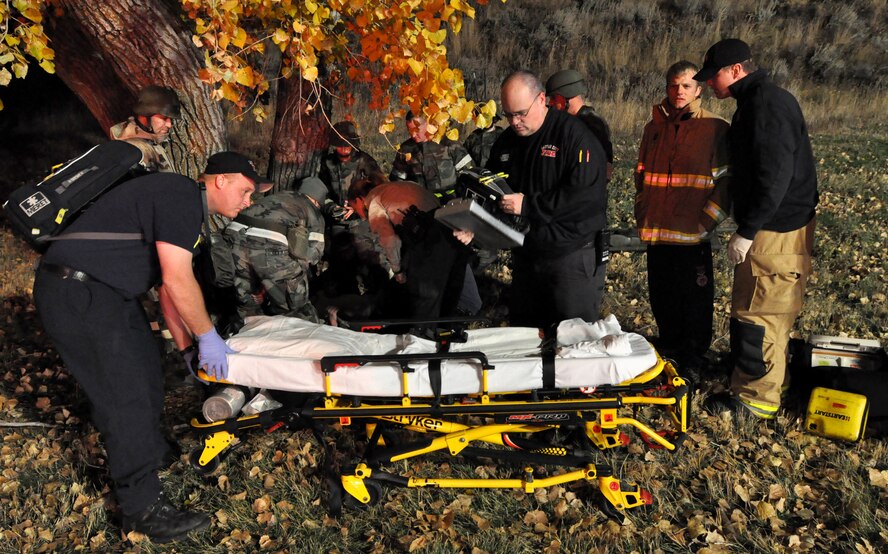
[230,235,319,322]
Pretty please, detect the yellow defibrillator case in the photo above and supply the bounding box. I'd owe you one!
[805,387,869,442]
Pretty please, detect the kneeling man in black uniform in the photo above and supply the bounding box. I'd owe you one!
[33,151,272,543]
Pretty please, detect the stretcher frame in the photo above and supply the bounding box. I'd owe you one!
[189,324,691,517]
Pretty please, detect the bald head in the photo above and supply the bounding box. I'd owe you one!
[501,70,547,136]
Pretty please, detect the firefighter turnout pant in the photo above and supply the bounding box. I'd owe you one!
[729,219,815,417]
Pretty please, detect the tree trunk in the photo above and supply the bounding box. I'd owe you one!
[47,0,226,177]
[267,75,331,192]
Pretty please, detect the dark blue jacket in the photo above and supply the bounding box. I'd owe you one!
[728,70,818,239]
[487,108,607,258]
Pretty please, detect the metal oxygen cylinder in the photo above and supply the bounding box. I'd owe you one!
[202,386,254,422]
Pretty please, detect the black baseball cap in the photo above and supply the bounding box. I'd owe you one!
[204,151,273,192]
[693,39,752,81]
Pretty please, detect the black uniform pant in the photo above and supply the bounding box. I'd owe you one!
[510,245,606,329]
[646,242,714,361]
[400,222,472,319]
[34,270,168,515]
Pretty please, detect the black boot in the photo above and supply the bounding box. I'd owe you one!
[122,493,211,543]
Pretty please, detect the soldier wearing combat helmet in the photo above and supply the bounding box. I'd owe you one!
[319,120,385,207]
[224,177,327,324]
[546,69,613,179]
[110,85,182,172]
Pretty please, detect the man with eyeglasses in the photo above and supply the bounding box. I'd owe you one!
[695,39,818,421]
[456,70,608,330]
[110,85,181,172]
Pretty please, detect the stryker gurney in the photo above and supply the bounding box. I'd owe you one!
[189,316,690,516]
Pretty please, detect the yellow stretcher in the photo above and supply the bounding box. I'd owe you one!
[188,317,690,517]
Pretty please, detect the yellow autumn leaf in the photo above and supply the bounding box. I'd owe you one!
[38,58,54,74]
[451,0,476,18]
[273,28,290,45]
[303,66,319,82]
[474,113,492,130]
[231,27,247,48]
[305,0,318,14]
[449,99,474,123]
[446,127,459,141]
[379,119,395,134]
[426,29,447,44]
[0,68,11,86]
[480,98,497,117]
[407,58,424,76]
[12,62,27,79]
[221,0,239,11]
[5,35,21,47]
[220,82,240,103]
[235,66,254,86]
[21,7,42,23]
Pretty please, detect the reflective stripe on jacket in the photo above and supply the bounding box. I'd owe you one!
[635,98,731,245]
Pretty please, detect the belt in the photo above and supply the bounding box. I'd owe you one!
[40,262,96,283]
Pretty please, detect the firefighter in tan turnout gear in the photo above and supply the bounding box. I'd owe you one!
[697,39,818,420]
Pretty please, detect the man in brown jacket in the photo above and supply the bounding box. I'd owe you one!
[347,180,478,318]
[635,60,731,375]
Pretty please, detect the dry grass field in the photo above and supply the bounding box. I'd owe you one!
[1,1,887,552]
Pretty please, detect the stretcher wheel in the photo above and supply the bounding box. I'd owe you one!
[342,479,383,510]
[189,447,221,475]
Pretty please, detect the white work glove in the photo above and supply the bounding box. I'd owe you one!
[727,233,754,265]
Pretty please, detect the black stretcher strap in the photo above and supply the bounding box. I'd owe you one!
[542,349,556,390]
[429,358,443,415]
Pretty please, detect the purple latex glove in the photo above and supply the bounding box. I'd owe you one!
[196,328,236,380]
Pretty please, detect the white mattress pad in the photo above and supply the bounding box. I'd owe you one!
[224,316,658,397]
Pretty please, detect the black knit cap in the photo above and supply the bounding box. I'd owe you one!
[693,38,752,81]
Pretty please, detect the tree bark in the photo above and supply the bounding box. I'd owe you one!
[267,75,331,192]
[46,0,226,177]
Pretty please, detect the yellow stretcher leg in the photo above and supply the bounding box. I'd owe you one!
[339,463,653,516]
[189,430,235,473]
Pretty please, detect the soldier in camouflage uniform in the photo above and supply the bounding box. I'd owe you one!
[314,123,390,304]
[224,183,327,323]
[110,85,180,173]
[545,70,614,180]
[463,115,507,167]
[319,121,385,205]
[390,111,474,195]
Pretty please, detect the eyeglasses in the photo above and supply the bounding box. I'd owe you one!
[503,96,539,121]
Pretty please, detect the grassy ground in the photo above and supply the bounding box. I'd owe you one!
[1,125,885,552]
